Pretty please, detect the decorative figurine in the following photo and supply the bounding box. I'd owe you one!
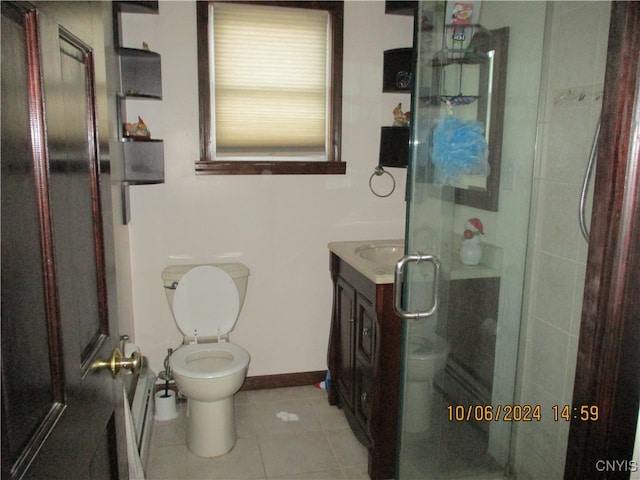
[393,103,410,127]
[459,217,484,265]
[124,116,150,139]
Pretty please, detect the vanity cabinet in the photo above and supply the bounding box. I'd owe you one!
[327,253,401,480]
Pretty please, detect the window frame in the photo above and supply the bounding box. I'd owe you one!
[196,1,345,175]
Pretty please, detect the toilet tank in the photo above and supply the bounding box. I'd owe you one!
[162,263,250,313]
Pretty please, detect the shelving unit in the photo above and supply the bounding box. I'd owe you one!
[432,26,509,212]
[378,2,415,170]
[113,1,164,223]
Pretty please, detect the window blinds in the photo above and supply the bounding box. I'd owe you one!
[211,3,330,159]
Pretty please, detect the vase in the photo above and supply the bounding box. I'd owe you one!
[460,237,482,265]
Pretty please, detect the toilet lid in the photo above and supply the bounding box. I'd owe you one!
[173,266,240,337]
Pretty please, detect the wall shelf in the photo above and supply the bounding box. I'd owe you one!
[117,47,162,98]
[120,139,164,184]
[382,48,413,93]
[384,1,417,16]
[379,126,409,168]
[116,1,158,15]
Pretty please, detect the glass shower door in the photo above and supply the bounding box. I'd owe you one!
[396,1,546,478]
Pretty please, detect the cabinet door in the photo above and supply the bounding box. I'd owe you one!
[356,293,376,366]
[355,293,376,432]
[355,369,373,430]
[335,277,356,410]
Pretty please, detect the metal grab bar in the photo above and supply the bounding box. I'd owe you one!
[393,253,441,320]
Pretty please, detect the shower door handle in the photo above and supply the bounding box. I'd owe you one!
[393,253,441,320]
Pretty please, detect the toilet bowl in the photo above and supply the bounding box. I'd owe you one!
[162,263,251,457]
[403,334,449,434]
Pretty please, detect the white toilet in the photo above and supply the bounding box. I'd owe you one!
[403,333,449,434]
[162,263,251,457]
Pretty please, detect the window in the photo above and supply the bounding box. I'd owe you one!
[196,1,344,175]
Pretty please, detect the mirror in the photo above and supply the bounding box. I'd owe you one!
[430,27,509,211]
[456,27,508,211]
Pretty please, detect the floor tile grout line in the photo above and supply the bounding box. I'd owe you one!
[253,432,269,480]
[323,426,351,480]
[147,386,364,480]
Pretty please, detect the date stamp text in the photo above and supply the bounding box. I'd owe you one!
[447,405,599,422]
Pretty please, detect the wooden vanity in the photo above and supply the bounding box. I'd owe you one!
[326,250,401,480]
[326,238,503,479]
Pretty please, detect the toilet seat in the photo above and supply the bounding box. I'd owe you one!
[170,342,250,380]
[173,266,240,338]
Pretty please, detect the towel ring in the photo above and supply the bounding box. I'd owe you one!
[369,166,396,198]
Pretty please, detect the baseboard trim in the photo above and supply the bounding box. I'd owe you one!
[240,370,327,391]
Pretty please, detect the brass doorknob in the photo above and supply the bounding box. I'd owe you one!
[93,348,142,377]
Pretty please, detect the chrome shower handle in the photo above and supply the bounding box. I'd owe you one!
[393,253,441,320]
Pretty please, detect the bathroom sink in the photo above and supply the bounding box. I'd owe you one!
[329,238,503,283]
[328,239,404,284]
[355,243,404,264]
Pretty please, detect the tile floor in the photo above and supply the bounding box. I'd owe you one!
[145,385,370,480]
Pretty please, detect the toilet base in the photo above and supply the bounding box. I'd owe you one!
[186,396,236,457]
[403,380,434,434]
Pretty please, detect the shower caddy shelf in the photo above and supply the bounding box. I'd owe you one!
[420,25,509,212]
[420,47,489,107]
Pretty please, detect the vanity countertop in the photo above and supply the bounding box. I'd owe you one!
[329,237,503,284]
[328,239,404,284]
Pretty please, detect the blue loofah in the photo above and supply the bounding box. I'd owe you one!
[430,116,488,185]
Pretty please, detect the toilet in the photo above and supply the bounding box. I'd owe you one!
[162,263,251,457]
[403,333,449,434]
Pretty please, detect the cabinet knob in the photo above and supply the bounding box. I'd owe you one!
[362,327,372,337]
[349,317,354,323]
[361,392,369,403]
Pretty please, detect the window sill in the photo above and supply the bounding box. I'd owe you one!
[195,160,346,175]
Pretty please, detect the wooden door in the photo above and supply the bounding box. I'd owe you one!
[566,2,640,477]
[1,2,127,479]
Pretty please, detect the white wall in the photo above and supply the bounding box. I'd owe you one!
[117,1,413,376]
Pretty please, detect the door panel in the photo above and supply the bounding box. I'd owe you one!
[0,4,69,476]
[1,2,125,478]
[50,27,108,378]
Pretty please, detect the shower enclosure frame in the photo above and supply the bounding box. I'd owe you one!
[565,2,640,477]
[395,1,639,478]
